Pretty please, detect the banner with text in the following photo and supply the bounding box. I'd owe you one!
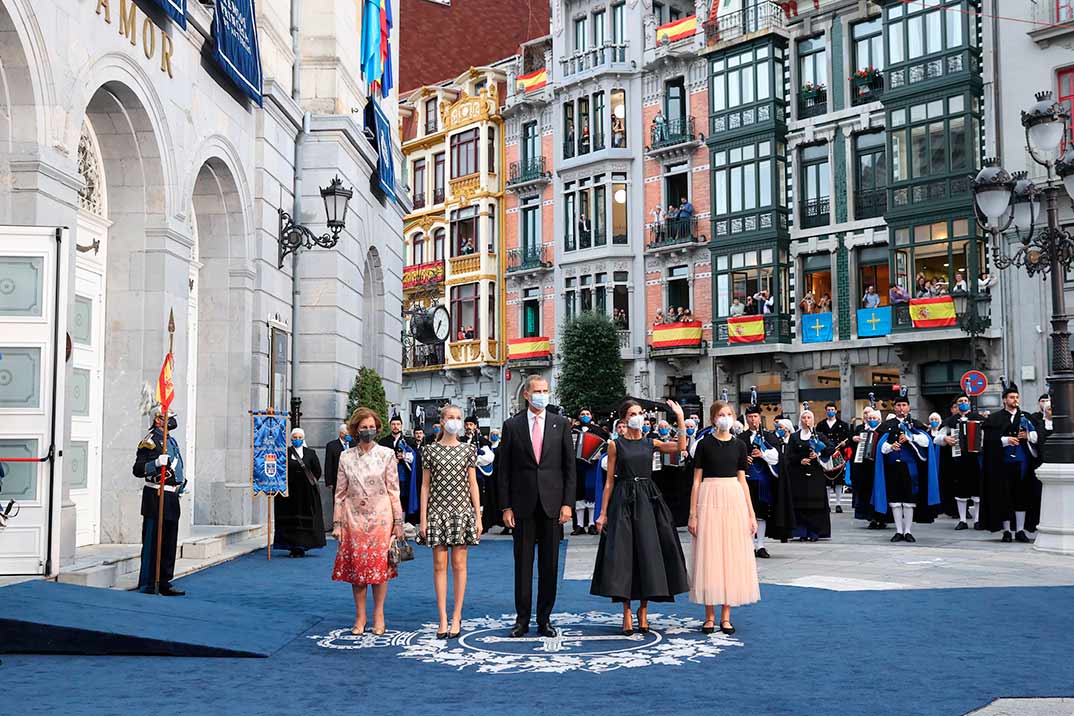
[150,0,187,29]
[212,0,263,106]
[251,411,289,496]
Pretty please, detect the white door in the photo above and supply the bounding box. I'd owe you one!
[69,212,109,546]
[0,226,69,576]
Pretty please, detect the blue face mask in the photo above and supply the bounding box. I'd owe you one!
[343,435,352,444]
[642,424,651,434]
[958,402,971,413]
[867,419,880,429]
[433,426,441,434]
[658,427,669,437]
[930,420,941,429]
[580,415,591,424]
[686,427,696,436]
[776,428,786,438]
[827,409,836,418]
[292,439,304,448]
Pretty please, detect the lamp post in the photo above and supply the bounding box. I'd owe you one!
[971,90,1074,553]
[951,288,990,374]
[277,176,354,269]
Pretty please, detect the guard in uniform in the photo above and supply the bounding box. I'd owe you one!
[132,406,186,595]
[815,402,851,514]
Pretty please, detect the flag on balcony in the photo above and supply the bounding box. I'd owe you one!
[857,307,892,337]
[651,321,703,348]
[656,15,698,43]
[801,312,833,343]
[727,315,765,344]
[909,296,956,328]
[517,68,548,93]
[508,337,551,360]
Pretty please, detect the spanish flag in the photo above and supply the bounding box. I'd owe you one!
[727,315,765,344]
[909,296,957,328]
[155,352,175,413]
[656,15,698,44]
[508,336,551,359]
[652,321,703,348]
[516,68,548,93]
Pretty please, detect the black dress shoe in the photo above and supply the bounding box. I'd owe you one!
[537,623,557,638]
[500,527,513,535]
[974,522,986,531]
[720,621,736,635]
[587,525,598,535]
[448,631,461,639]
[159,586,186,596]
[1002,531,1013,543]
[756,547,770,559]
[701,623,715,634]
[289,549,305,558]
[780,537,788,543]
[509,623,528,638]
[1015,530,1031,543]
[903,534,916,543]
[954,521,968,531]
[621,628,634,636]
[835,506,843,514]
[571,526,585,536]
[890,533,905,543]
[436,631,448,640]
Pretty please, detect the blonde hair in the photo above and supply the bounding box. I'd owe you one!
[440,403,462,420]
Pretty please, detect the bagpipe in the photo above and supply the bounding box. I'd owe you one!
[817,436,848,480]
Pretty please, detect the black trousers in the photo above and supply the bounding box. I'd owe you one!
[138,516,178,591]
[512,504,560,627]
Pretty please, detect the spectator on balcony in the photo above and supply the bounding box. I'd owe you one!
[614,308,629,329]
[654,309,665,325]
[464,325,475,340]
[817,293,831,312]
[919,280,936,299]
[951,271,968,293]
[798,292,816,315]
[580,123,591,153]
[754,290,774,315]
[612,116,625,147]
[667,305,679,324]
[650,205,667,243]
[678,197,695,240]
[743,295,758,315]
[460,238,476,255]
[978,271,998,294]
[914,273,928,298]
[862,283,881,309]
[578,213,592,247]
[652,110,668,144]
[730,296,746,316]
[889,283,910,304]
[682,308,694,322]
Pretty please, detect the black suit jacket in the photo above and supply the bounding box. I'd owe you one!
[323,438,347,488]
[497,409,577,517]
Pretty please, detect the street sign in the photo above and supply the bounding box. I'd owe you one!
[960,370,988,397]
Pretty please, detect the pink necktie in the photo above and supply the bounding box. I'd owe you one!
[531,415,543,463]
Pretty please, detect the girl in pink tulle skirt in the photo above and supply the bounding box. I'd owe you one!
[688,400,760,634]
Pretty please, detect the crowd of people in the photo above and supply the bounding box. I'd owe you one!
[648,197,697,244]
[127,377,1047,639]
[653,306,695,325]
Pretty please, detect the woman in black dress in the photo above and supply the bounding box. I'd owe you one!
[274,427,327,557]
[592,399,690,635]
[786,410,833,541]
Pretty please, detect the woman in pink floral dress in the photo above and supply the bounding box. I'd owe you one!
[332,407,405,635]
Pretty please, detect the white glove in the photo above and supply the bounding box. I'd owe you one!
[170,456,180,470]
[156,454,170,467]
[403,451,414,465]
[476,446,495,467]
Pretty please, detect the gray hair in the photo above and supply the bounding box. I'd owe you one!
[524,374,549,393]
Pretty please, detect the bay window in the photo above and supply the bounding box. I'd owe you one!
[450,206,478,256]
[451,283,479,340]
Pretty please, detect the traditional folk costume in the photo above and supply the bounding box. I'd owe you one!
[379,426,419,523]
[787,428,834,540]
[873,402,940,543]
[815,412,852,513]
[274,441,327,555]
[848,418,886,529]
[132,410,187,595]
[739,410,785,558]
[980,388,1042,543]
[937,404,985,530]
[477,438,500,531]
[572,415,609,535]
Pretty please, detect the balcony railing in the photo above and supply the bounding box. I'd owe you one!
[703,1,784,45]
[433,187,445,204]
[713,313,792,346]
[798,87,828,119]
[402,340,445,371]
[508,156,549,186]
[412,192,426,210]
[506,244,553,273]
[801,197,830,229]
[890,293,992,333]
[646,216,702,250]
[560,42,628,78]
[850,71,884,106]
[649,116,696,150]
[854,188,886,220]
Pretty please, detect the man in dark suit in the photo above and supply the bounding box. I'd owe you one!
[496,375,576,638]
[322,423,351,529]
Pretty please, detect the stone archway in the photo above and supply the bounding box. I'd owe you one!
[0,0,44,222]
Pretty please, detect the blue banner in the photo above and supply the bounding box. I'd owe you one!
[367,99,397,202]
[802,312,833,343]
[252,411,289,495]
[212,0,263,106]
[150,0,187,29]
[857,307,892,337]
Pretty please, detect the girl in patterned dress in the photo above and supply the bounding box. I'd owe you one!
[420,403,482,639]
[331,407,405,636]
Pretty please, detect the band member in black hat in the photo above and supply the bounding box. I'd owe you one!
[815,402,851,514]
[132,406,186,595]
[981,383,1043,543]
[739,406,779,558]
[873,389,938,543]
[572,408,608,535]
[936,395,985,530]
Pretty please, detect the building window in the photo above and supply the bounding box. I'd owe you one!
[425,97,438,134]
[665,77,686,127]
[714,248,785,317]
[1061,0,1074,23]
[487,127,496,174]
[522,287,541,337]
[563,102,576,159]
[800,143,830,229]
[857,245,890,307]
[434,152,445,202]
[565,174,612,250]
[522,200,539,254]
[565,182,577,251]
[565,277,577,320]
[411,233,425,265]
[578,96,591,154]
[522,121,539,163]
[888,93,974,189]
[574,16,588,53]
[612,174,628,244]
[594,184,607,247]
[412,158,426,208]
[797,36,827,117]
[799,253,832,315]
[852,17,884,72]
[451,283,479,340]
[710,45,774,114]
[667,265,690,312]
[593,91,606,149]
[887,0,967,65]
[451,206,478,256]
[594,9,607,47]
[487,281,496,341]
[1059,67,1074,149]
[612,3,625,50]
[450,128,479,178]
[712,140,774,221]
[891,217,974,296]
[433,228,445,261]
[611,89,627,147]
[613,271,630,328]
[653,0,666,24]
[854,132,887,219]
[487,208,497,254]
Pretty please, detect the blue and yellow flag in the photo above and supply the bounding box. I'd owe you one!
[801,312,833,343]
[857,307,892,337]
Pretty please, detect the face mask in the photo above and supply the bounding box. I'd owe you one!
[958,402,971,413]
[432,426,441,434]
[627,415,645,431]
[529,392,550,410]
[292,438,304,448]
[686,427,695,436]
[1041,400,1051,411]
[867,419,880,429]
[717,416,734,432]
[776,428,786,438]
[444,419,464,435]
[580,415,591,424]
[930,420,941,429]
[490,435,500,443]
[342,435,352,444]
[658,427,670,437]
[358,428,377,444]
[642,424,651,434]
[826,409,836,418]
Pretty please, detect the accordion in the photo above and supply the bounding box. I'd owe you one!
[953,420,983,457]
[853,431,877,463]
[573,429,606,464]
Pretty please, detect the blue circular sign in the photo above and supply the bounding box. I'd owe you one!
[961,370,988,397]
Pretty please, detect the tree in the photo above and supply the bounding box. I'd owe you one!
[347,367,389,435]
[556,312,626,418]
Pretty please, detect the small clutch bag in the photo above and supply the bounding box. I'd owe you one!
[388,537,414,566]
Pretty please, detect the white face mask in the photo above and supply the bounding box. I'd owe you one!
[627,415,645,431]
[717,416,734,432]
[444,419,464,436]
[529,392,550,410]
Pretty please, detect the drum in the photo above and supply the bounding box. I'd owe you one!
[575,430,606,463]
[821,451,847,480]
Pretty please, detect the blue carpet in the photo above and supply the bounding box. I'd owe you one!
[3,540,1073,716]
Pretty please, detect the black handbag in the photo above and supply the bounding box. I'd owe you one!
[388,536,414,566]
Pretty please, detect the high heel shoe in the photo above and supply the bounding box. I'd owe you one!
[351,624,366,636]
[372,625,386,636]
[448,631,461,639]
[621,610,634,636]
[636,610,650,634]
[436,631,448,640]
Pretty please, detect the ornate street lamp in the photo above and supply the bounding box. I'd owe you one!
[277,176,354,268]
[972,90,1074,553]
